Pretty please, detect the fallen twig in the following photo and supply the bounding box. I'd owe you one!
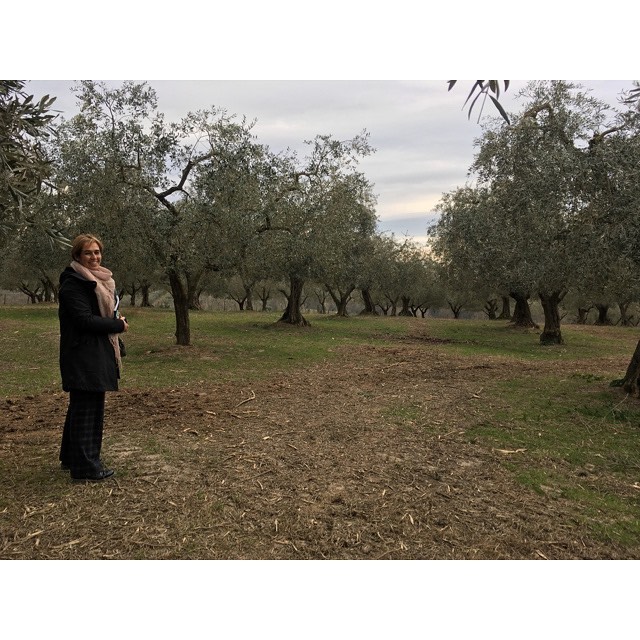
[235,390,256,408]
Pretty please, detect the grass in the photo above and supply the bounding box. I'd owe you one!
[2,303,640,550]
[467,374,640,467]
[0,305,424,395]
[425,316,636,361]
[464,366,640,547]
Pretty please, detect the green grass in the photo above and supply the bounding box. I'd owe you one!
[1,304,63,395]
[380,402,424,428]
[467,374,640,468]
[465,368,640,546]
[425,317,635,360]
[0,305,422,395]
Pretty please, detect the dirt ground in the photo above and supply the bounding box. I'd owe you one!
[1,333,637,560]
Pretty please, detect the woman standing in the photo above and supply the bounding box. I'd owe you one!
[58,234,129,482]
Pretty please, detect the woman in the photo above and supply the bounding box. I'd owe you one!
[58,234,129,482]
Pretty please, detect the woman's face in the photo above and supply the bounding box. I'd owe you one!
[78,242,102,270]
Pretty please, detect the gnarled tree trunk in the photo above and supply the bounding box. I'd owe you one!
[140,283,151,307]
[577,306,592,324]
[497,295,511,320]
[595,303,611,325]
[326,284,354,317]
[621,340,640,397]
[168,269,191,346]
[359,288,378,315]
[510,291,538,328]
[399,295,413,317]
[539,290,566,345]
[257,286,271,311]
[128,284,138,307]
[484,298,498,320]
[244,286,254,311]
[448,301,463,319]
[278,276,309,326]
[618,301,633,326]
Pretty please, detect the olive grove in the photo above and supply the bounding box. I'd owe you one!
[433,79,640,393]
[431,81,640,344]
[3,78,640,393]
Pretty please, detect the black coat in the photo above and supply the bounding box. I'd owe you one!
[58,267,126,392]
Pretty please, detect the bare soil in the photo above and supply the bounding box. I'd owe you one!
[1,334,637,560]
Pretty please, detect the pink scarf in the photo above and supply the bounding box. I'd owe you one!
[70,261,122,370]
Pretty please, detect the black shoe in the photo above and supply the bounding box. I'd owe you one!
[71,468,115,482]
[60,462,70,471]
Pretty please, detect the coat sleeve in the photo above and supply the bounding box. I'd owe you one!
[59,278,126,334]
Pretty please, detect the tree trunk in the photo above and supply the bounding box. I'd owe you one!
[20,283,41,304]
[510,291,538,328]
[278,276,309,326]
[539,290,565,345]
[327,285,355,317]
[484,298,498,320]
[168,270,191,345]
[140,284,151,307]
[244,286,254,311]
[257,286,270,311]
[618,301,632,326]
[448,301,463,319]
[577,306,591,324]
[335,299,349,316]
[41,277,55,302]
[497,295,511,320]
[189,292,203,311]
[383,296,399,316]
[621,340,640,397]
[359,288,378,315]
[185,270,204,311]
[595,303,611,325]
[398,295,413,316]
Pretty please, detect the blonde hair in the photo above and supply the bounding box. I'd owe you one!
[71,234,103,262]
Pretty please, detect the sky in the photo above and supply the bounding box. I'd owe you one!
[25,78,633,243]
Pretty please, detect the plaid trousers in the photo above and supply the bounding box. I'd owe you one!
[59,390,106,476]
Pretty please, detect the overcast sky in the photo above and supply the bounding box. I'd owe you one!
[25,79,633,243]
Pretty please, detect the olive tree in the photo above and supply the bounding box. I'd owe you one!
[437,81,619,344]
[250,133,375,326]
[0,80,62,246]
[357,234,399,316]
[431,185,537,327]
[583,94,640,393]
[55,80,258,345]
[0,185,72,300]
[316,173,378,317]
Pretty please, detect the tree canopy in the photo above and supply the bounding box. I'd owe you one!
[0,80,61,245]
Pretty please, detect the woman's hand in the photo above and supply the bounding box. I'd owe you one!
[121,317,129,332]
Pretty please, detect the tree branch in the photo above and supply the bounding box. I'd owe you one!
[588,126,624,150]
[155,150,217,200]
